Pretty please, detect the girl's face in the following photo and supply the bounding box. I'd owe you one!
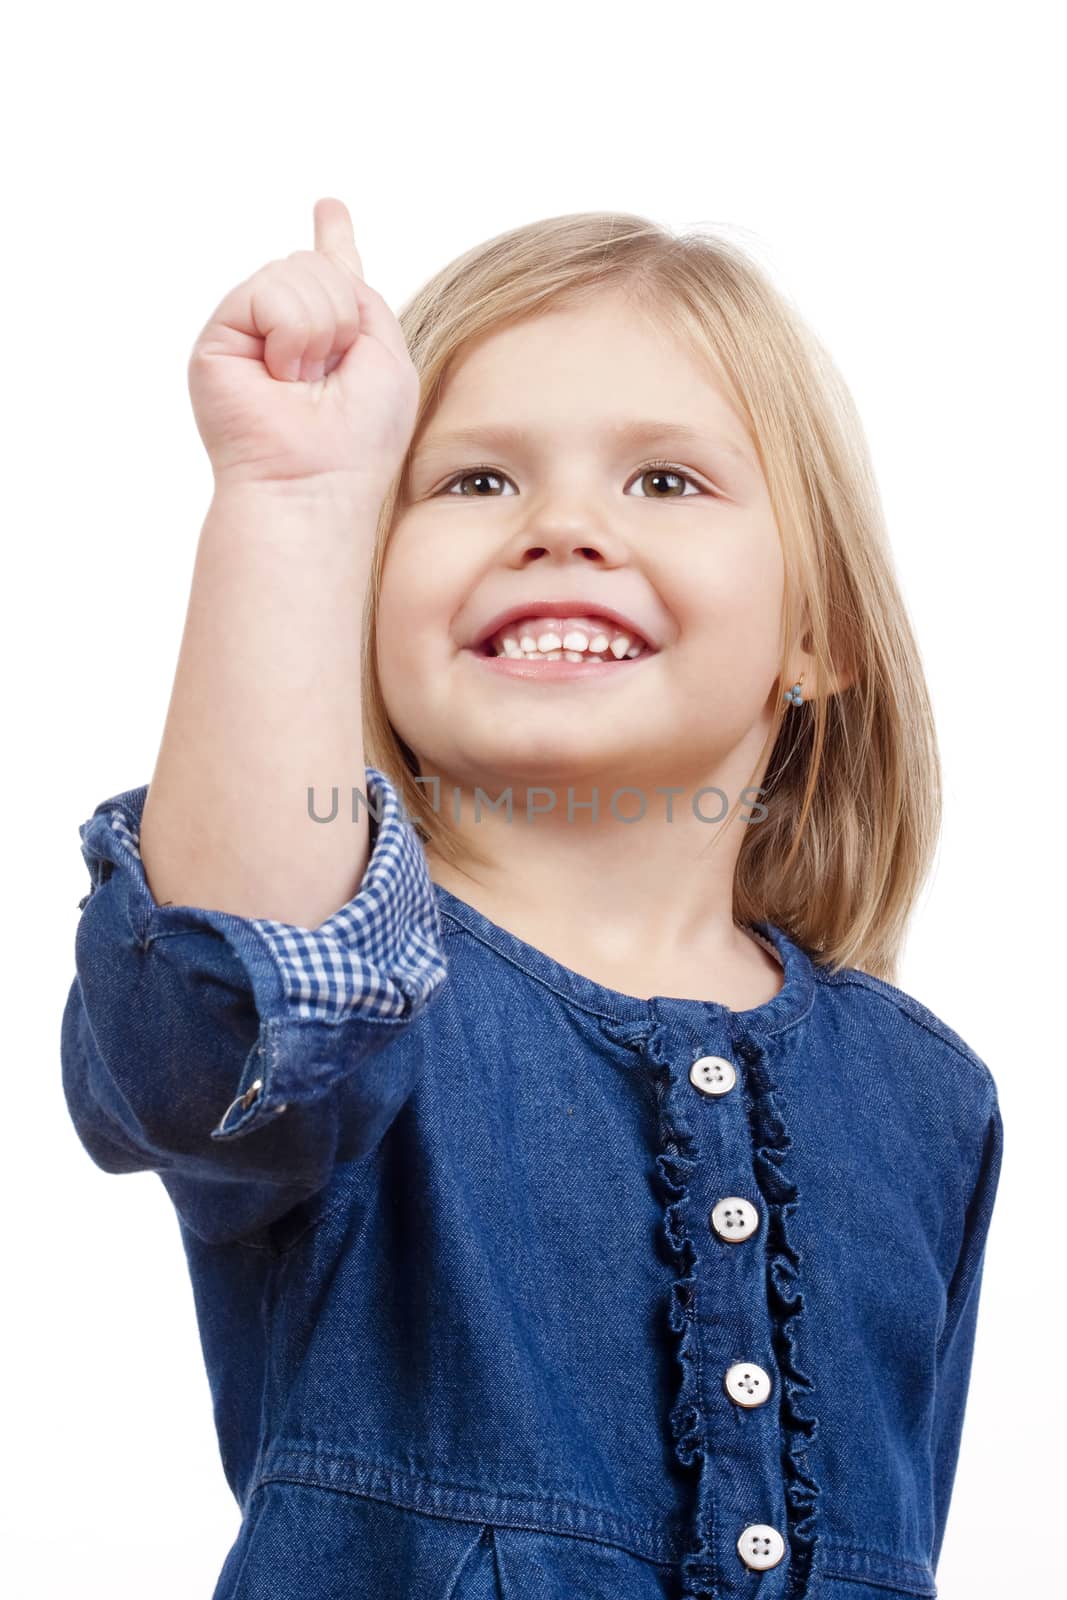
[377,289,790,804]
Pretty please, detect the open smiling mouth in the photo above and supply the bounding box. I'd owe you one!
[466,615,658,676]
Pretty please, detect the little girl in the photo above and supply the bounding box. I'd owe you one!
[62,197,1003,1600]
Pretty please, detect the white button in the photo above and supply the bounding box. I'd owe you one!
[710,1196,760,1242]
[724,1361,772,1408]
[688,1055,736,1096]
[737,1524,786,1570]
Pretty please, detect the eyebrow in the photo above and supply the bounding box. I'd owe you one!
[411,419,757,469]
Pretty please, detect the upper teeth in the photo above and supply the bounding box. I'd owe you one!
[488,615,650,661]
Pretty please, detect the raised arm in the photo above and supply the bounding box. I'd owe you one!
[61,201,446,1250]
[140,196,419,928]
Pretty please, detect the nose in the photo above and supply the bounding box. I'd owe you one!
[506,504,630,567]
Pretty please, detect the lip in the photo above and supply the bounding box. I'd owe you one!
[467,599,658,653]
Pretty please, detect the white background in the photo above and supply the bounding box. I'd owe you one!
[7,1,1061,1594]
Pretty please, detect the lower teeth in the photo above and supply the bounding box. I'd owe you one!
[503,650,615,662]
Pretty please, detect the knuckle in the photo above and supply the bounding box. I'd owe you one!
[277,305,309,333]
[252,262,297,303]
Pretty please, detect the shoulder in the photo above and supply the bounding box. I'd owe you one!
[811,960,998,1105]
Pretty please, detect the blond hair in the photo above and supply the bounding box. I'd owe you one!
[362,212,941,983]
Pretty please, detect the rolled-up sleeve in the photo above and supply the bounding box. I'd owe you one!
[930,1074,1005,1573]
[60,766,449,1247]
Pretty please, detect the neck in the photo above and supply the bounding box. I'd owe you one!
[417,749,781,1006]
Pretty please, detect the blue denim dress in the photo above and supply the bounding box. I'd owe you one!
[61,767,1003,1599]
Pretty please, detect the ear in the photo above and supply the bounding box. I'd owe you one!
[787,624,854,702]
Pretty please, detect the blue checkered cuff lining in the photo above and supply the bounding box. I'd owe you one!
[87,766,449,1025]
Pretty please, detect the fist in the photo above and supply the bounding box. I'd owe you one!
[188,198,420,499]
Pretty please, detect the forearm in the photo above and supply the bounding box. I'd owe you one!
[139,483,380,929]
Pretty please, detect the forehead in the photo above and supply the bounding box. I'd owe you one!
[415,295,757,469]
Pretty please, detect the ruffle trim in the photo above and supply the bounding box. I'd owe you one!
[643,1019,821,1600]
[647,1022,717,1598]
[738,1025,821,1597]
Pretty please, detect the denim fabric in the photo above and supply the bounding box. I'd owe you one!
[61,768,1003,1600]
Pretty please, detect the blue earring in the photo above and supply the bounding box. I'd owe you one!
[783,675,805,707]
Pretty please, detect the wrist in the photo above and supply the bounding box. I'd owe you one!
[205,477,388,552]
[210,468,395,519]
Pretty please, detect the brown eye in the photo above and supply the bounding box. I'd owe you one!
[444,468,515,497]
[627,463,704,498]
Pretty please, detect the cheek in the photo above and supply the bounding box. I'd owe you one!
[379,521,470,634]
[374,627,438,765]
[374,550,456,718]
[670,520,785,654]
[376,551,441,678]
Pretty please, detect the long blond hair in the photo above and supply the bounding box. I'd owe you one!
[362,212,941,983]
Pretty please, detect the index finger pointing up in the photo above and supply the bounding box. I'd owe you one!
[313,197,364,279]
